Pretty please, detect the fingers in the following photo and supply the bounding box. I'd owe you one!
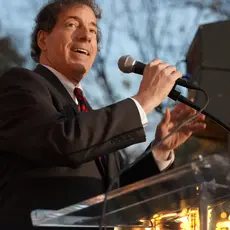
[155,63,170,76]
[166,103,206,135]
[150,58,163,66]
[172,106,196,121]
[171,103,187,114]
[174,110,205,126]
[166,121,206,137]
[182,108,205,121]
[169,70,183,82]
[170,104,191,121]
[139,58,184,114]
[159,65,177,78]
[161,108,171,124]
[180,122,206,133]
[147,61,169,76]
[171,103,206,121]
[148,60,179,80]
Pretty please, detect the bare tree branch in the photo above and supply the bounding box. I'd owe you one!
[184,0,230,18]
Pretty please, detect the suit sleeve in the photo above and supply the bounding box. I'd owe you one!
[0,68,146,168]
[120,144,175,186]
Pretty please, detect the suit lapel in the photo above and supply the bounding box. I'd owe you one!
[33,64,79,114]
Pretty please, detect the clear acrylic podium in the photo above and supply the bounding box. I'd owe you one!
[31,153,230,229]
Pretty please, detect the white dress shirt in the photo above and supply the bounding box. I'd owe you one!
[42,65,174,171]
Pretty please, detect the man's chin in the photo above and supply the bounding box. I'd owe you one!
[71,63,87,75]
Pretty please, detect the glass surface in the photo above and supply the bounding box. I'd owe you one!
[31,153,230,229]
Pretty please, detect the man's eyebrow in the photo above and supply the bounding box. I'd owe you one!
[65,16,98,28]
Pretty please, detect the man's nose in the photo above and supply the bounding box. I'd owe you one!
[75,26,92,42]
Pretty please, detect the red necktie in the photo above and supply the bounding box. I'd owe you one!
[74,88,108,173]
[74,88,89,112]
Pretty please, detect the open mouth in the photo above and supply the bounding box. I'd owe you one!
[71,48,90,56]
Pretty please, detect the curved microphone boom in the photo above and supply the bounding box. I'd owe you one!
[118,55,196,89]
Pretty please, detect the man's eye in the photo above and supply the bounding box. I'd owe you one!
[67,23,76,28]
[90,29,97,35]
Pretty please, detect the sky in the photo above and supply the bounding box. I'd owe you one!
[0,1,225,71]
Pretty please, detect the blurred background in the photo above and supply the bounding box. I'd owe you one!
[0,0,229,162]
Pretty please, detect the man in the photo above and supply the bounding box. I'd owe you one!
[0,0,206,229]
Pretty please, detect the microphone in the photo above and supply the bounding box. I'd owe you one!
[118,55,196,88]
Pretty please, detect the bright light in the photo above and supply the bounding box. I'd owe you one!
[148,207,214,230]
[216,220,230,229]
[160,213,178,218]
[221,212,228,219]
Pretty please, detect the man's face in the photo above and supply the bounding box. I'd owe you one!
[39,4,98,84]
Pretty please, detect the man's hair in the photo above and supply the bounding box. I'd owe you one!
[30,0,102,63]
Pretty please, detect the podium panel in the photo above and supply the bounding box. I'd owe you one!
[31,153,230,229]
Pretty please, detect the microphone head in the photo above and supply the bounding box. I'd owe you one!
[118,55,136,73]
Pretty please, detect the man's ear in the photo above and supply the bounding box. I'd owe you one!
[37,30,49,51]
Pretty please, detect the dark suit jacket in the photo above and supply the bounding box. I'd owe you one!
[0,65,161,229]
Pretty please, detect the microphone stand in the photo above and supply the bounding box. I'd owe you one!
[168,89,230,133]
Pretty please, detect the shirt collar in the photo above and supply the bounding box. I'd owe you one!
[42,65,84,100]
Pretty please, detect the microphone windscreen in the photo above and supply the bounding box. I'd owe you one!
[118,55,136,73]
